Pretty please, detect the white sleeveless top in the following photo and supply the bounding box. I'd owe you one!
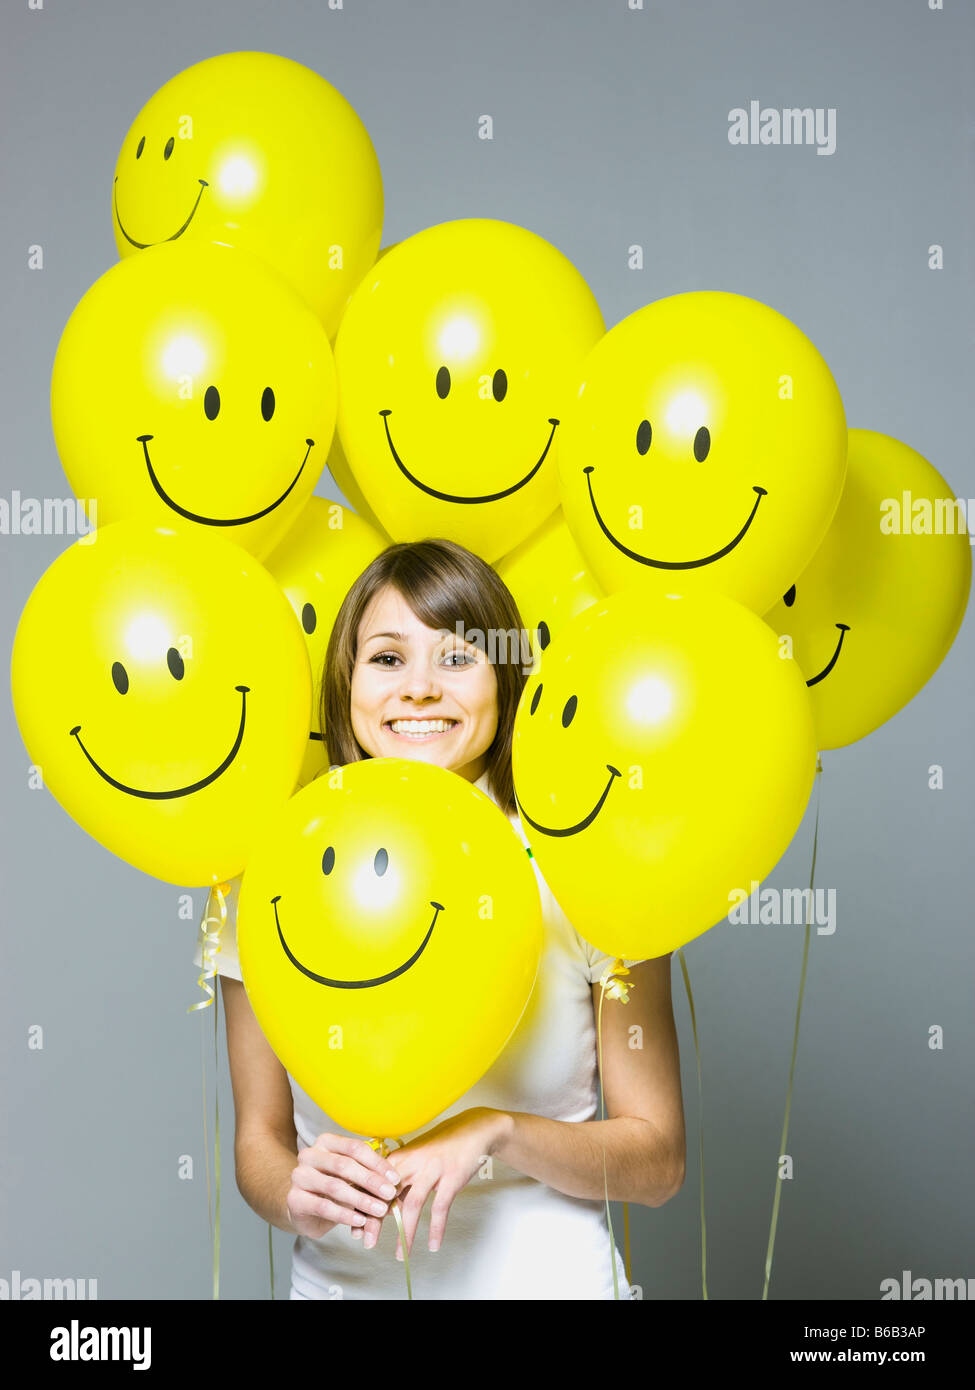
[193,770,642,1300]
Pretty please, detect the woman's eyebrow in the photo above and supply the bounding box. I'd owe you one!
[364,630,409,642]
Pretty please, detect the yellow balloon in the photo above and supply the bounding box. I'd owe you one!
[495,509,604,661]
[511,589,817,959]
[52,242,336,559]
[112,50,383,337]
[10,523,311,886]
[264,498,387,785]
[333,219,605,563]
[558,292,848,614]
[237,759,542,1137]
[323,431,389,537]
[763,430,971,750]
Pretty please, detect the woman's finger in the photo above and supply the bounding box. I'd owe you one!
[427,1180,461,1253]
[289,1186,367,1229]
[397,1172,437,1259]
[292,1163,390,1219]
[300,1142,402,1202]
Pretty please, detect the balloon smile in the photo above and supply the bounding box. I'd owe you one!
[805,623,850,687]
[113,176,209,248]
[138,435,314,525]
[273,896,444,988]
[379,410,559,503]
[69,685,250,799]
[583,466,768,568]
[516,764,620,837]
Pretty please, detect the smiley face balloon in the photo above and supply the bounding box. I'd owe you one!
[512,589,817,960]
[112,50,383,337]
[763,430,971,750]
[11,523,311,886]
[237,758,542,1137]
[558,292,848,615]
[495,510,604,664]
[333,219,605,563]
[264,498,386,786]
[51,242,336,559]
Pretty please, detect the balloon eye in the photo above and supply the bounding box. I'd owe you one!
[693,426,711,462]
[374,848,389,877]
[135,136,145,159]
[530,684,542,715]
[783,585,797,608]
[436,366,450,399]
[301,602,317,635]
[204,386,220,420]
[261,387,275,422]
[492,369,508,402]
[164,136,175,160]
[167,647,185,681]
[561,695,577,728]
[537,620,551,652]
[111,662,129,695]
[636,420,652,455]
[322,847,335,876]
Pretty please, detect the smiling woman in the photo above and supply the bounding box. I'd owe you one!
[193,537,686,1300]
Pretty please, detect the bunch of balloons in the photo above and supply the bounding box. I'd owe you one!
[10,49,971,1145]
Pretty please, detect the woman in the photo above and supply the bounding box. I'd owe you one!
[194,537,686,1299]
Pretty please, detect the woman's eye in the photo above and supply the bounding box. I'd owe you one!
[443,649,475,666]
[371,652,401,666]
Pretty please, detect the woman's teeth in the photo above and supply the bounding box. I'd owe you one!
[388,719,455,736]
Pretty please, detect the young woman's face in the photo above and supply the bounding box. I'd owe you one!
[350,585,499,784]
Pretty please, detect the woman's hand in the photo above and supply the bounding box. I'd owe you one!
[287,1132,403,1245]
[384,1107,511,1258]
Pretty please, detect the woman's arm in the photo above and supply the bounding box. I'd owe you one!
[220,975,301,1233]
[493,955,686,1207]
[387,955,686,1255]
[221,976,401,1242]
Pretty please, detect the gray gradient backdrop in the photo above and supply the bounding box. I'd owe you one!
[1,0,972,1301]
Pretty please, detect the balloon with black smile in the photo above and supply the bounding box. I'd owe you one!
[557,291,849,616]
[763,430,971,749]
[10,523,312,885]
[512,588,817,960]
[238,759,542,1138]
[264,499,386,787]
[51,241,336,560]
[333,219,605,564]
[111,51,383,338]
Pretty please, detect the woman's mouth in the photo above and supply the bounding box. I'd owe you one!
[384,718,458,740]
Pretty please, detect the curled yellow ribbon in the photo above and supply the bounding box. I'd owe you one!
[189,882,230,1299]
[188,882,231,1014]
[366,1136,413,1299]
[599,957,633,1005]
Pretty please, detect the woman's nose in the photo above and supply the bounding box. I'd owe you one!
[397,659,441,701]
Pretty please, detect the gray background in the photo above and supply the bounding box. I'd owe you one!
[1,0,972,1301]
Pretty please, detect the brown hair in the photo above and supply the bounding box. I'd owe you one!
[320,538,528,815]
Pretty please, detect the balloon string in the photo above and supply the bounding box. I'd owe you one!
[198,999,213,1257]
[367,1137,412,1299]
[188,884,229,1301]
[677,946,708,1300]
[597,959,634,1300]
[213,978,221,1302]
[762,756,824,1300]
[623,1202,631,1288]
